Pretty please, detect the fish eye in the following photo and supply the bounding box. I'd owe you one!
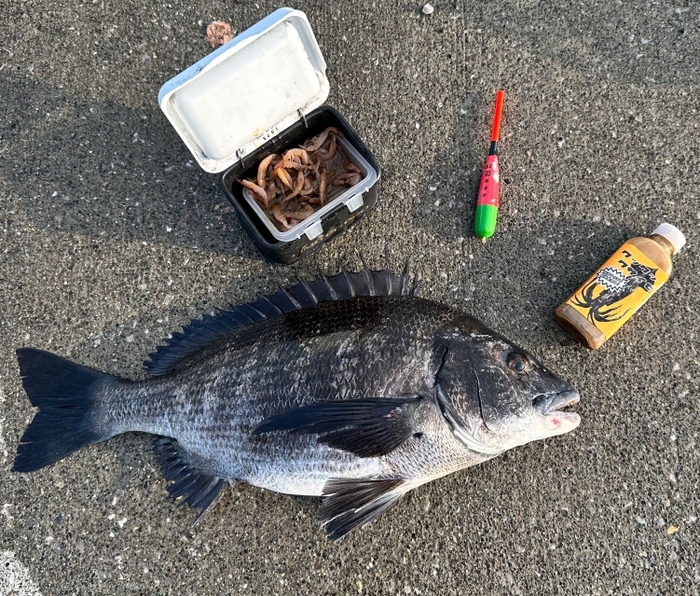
[506,352,529,373]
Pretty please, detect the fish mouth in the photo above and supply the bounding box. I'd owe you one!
[534,389,580,415]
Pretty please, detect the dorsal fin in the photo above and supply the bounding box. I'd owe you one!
[144,262,418,376]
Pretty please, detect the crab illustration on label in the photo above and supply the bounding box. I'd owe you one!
[567,244,668,337]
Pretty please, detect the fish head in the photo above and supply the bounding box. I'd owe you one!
[434,315,580,455]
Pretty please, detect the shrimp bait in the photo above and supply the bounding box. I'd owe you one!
[239,126,363,232]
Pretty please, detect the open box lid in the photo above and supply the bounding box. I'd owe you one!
[158,8,330,174]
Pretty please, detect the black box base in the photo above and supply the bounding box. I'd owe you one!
[220,106,381,265]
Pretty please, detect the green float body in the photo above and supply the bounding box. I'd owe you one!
[474,204,498,239]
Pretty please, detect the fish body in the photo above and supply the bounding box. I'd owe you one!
[14,267,580,539]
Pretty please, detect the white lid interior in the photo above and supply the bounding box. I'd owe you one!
[158,8,329,173]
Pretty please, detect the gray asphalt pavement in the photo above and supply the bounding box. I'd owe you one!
[1,1,698,595]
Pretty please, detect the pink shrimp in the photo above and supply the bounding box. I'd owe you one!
[332,172,362,187]
[274,159,310,172]
[318,161,328,206]
[299,177,315,196]
[271,203,292,231]
[273,167,293,189]
[310,154,322,179]
[238,178,269,206]
[266,179,283,202]
[284,171,306,201]
[302,126,341,152]
[285,203,315,221]
[282,148,310,165]
[257,153,280,188]
[320,133,337,160]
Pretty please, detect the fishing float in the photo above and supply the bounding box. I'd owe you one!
[474,89,505,240]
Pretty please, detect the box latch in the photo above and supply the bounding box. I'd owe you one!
[346,193,364,213]
[304,221,324,241]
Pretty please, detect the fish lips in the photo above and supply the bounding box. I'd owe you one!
[534,389,581,425]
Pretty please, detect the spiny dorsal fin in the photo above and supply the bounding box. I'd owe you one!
[144,263,418,376]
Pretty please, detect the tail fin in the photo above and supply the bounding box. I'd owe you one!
[13,348,115,473]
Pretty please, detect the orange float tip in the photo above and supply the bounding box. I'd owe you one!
[490,90,505,143]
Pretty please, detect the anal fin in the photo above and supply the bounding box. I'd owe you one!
[153,438,229,518]
[318,477,405,540]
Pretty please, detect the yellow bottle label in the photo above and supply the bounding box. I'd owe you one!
[564,242,668,340]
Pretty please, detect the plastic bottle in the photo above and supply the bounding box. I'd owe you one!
[555,223,686,349]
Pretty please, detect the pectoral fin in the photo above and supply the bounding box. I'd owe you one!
[318,477,405,540]
[253,397,422,458]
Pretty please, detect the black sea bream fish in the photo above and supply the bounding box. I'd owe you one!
[13,266,580,540]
